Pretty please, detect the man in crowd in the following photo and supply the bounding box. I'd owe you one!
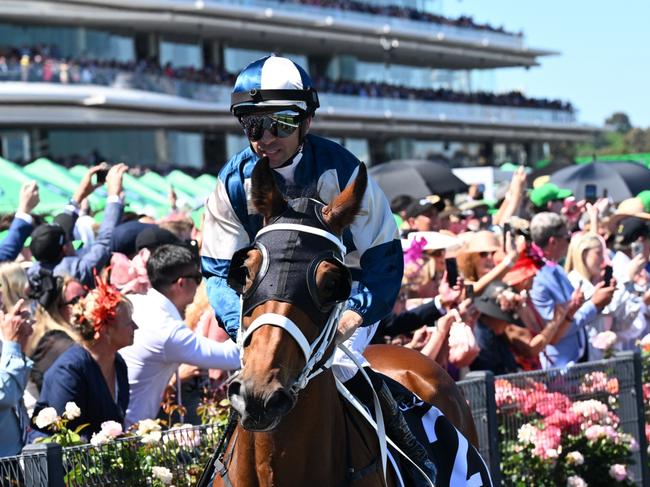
[530,212,615,368]
[120,244,240,426]
[0,181,40,263]
[27,164,127,288]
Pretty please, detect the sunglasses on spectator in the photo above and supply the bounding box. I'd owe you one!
[177,272,202,285]
[239,112,302,141]
[478,251,496,258]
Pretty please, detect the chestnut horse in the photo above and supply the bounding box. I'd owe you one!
[211,159,481,487]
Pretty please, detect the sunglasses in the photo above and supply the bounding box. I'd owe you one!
[478,251,496,258]
[239,112,301,141]
[63,294,86,306]
[178,272,202,285]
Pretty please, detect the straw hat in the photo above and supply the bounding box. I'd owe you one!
[461,230,501,254]
[607,197,650,232]
[407,231,461,251]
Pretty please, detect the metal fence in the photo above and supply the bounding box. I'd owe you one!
[0,424,222,487]
[457,351,650,486]
[3,353,650,486]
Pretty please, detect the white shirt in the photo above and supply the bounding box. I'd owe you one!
[120,288,240,426]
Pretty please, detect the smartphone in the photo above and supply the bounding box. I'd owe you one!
[466,284,475,300]
[584,184,597,203]
[445,257,459,287]
[94,168,109,185]
[603,265,613,287]
[631,241,644,257]
[502,223,511,252]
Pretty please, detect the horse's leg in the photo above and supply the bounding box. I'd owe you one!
[364,344,479,448]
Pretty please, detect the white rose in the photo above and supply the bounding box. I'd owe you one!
[141,430,163,444]
[34,407,59,429]
[151,466,173,485]
[100,420,123,438]
[90,431,110,447]
[566,451,584,466]
[136,418,161,436]
[64,402,81,420]
[567,475,587,487]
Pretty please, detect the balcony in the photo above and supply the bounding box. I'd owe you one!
[0,66,594,142]
[0,0,554,69]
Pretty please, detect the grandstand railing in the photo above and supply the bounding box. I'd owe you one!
[0,67,578,126]
[189,0,524,48]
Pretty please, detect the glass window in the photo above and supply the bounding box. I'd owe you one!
[0,22,134,62]
[168,131,204,168]
[160,38,203,69]
[224,48,307,74]
[0,131,30,163]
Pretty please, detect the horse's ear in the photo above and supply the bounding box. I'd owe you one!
[322,163,368,234]
[251,157,287,221]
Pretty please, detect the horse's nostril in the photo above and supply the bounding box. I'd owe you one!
[265,389,294,417]
[228,380,242,399]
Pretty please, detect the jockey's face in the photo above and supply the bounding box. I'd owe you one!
[250,116,311,169]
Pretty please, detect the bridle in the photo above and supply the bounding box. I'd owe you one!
[229,198,351,396]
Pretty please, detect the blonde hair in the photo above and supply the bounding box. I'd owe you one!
[27,275,83,355]
[185,281,209,331]
[564,233,603,280]
[0,262,29,312]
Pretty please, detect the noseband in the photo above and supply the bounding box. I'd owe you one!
[229,198,351,395]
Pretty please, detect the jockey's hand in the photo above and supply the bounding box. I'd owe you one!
[335,310,363,344]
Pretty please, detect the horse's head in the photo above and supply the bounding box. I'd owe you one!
[227,157,367,431]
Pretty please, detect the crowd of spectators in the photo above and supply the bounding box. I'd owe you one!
[0,45,574,112]
[278,0,522,36]
[2,154,650,458]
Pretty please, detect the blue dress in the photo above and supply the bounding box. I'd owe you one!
[31,344,129,438]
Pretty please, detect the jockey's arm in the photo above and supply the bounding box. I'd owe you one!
[201,180,251,340]
[341,168,404,331]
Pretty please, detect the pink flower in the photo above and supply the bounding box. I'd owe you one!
[591,330,617,350]
[609,464,628,482]
[567,475,587,487]
[100,420,123,438]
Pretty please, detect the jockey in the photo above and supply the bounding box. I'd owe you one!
[201,55,435,485]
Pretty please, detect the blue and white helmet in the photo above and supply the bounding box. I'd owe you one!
[230,55,320,117]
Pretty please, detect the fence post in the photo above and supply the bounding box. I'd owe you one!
[463,370,501,486]
[21,442,64,487]
[614,350,649,486]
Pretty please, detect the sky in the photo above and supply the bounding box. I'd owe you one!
[442,0,650,128]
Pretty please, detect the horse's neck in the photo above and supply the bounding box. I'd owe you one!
[230,372,349,487]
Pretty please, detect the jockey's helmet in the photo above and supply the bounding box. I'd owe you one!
[230,55,320,119]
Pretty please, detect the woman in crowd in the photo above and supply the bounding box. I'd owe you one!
[28,276,85,395]
[456,230,519,296]
[565,232,645,358]
[31,274,136,438]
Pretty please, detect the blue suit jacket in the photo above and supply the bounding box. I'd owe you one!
[28,201,123,288]
[0,217,33,263]
[530,262,597,368]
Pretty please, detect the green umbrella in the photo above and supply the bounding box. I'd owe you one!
[166,170,211,199]
[23,158,106,211]
[139,172,198,210]
[197,174,218,191]
[69,165,169,218]
[0,157,68,214]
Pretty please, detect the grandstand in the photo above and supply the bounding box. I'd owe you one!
[0,0,595,170]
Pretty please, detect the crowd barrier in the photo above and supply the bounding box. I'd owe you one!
[0,424,222,487]
[457,351,650,486]
[2,353,649,486]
